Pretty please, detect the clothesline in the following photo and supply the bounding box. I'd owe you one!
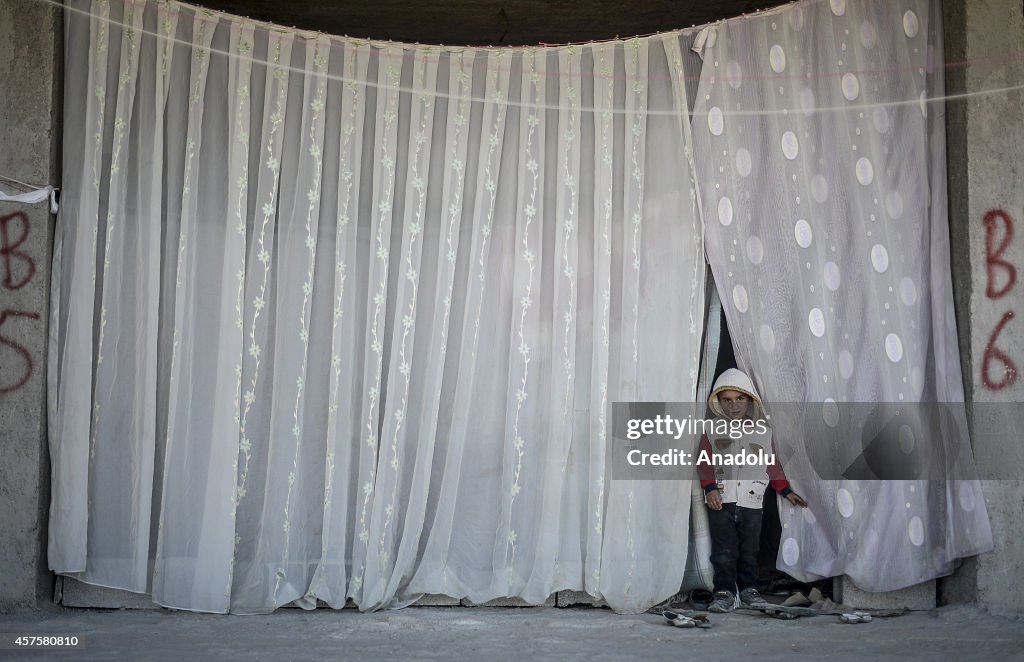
[0,172,51,191]
[46,0,1024,118]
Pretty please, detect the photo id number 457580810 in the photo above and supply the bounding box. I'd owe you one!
[1,634,83,649]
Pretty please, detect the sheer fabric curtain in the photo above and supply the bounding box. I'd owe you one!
[692,0,992,590]
[49,0,706,613]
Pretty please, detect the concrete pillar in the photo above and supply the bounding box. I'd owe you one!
[942,0,1024,612]
[0,0,61,611]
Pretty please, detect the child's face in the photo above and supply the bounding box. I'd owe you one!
[718,389,751,420]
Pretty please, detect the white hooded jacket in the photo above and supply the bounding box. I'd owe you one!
[698,368,791,508]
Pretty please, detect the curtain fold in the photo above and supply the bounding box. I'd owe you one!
[51,0,706,613]
[692,0,992,591]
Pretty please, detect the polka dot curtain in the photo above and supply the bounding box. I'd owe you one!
[692,0,993,591]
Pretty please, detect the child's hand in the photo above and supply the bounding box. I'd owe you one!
[706,489,723,511]
[785,492,808,507]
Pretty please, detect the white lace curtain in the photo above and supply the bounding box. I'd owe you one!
[49,0,706,613]
[691,0,992,590]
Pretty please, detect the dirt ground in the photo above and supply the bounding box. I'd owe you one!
[1,603,1022,660]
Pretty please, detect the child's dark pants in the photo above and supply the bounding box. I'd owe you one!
[707,502,763,595]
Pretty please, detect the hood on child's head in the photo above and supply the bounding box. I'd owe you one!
[708,368,764,419]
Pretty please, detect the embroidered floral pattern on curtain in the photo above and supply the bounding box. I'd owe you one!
[50,0,706,613]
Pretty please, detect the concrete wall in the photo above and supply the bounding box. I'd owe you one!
[0,0,61,612]
[949,0,1024,613]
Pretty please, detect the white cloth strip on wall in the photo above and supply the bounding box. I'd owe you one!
[0,185,58,213]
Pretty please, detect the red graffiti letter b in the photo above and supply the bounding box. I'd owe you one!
[0,212,36,291]
[984,209,1016,299]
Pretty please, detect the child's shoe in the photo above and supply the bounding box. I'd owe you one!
[708,591,735,613]
[739,588,766,606]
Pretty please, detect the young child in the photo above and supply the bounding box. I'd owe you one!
[697,368,807,613]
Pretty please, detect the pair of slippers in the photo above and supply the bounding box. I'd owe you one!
[662,610,713,628]
[839,611,873,623]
